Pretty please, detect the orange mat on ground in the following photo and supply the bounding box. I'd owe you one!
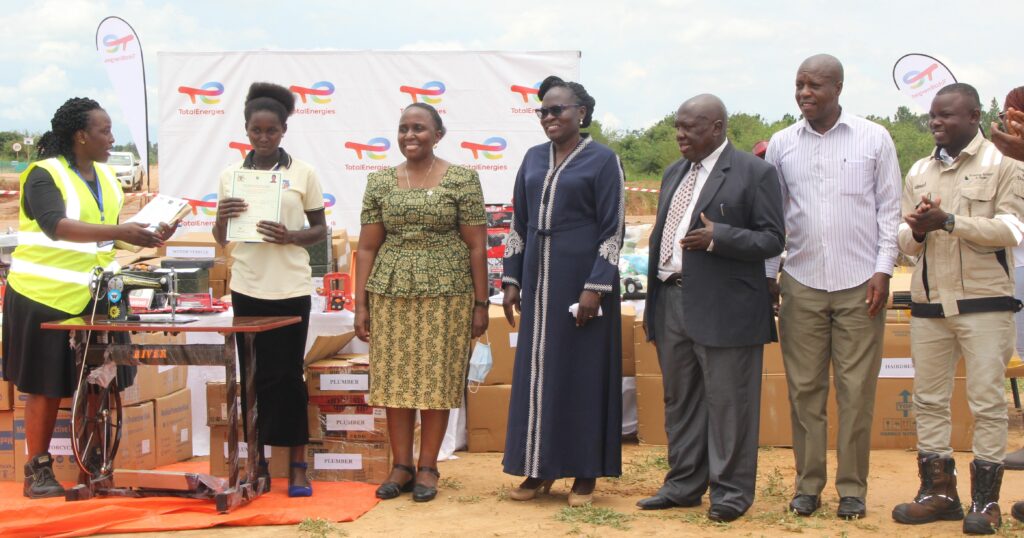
[0,461,380,538]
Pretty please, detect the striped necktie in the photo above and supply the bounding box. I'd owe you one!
[659,163,701,267]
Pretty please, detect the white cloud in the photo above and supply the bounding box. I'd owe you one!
[599,111,622,131]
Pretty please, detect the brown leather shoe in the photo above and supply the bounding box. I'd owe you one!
[892,452,964,524]
[963,459,1003,535]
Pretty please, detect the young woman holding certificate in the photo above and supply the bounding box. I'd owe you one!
[3,97,170,498]
[355,103,489,502]
[213,82,327,498]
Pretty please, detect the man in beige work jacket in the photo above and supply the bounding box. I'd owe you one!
[892,83,1024,535]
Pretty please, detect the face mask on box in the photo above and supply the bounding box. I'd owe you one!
[467,341,492,392]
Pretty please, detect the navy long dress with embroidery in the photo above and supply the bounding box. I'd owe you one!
[502,136,625,479]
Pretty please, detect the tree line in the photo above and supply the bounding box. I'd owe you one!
[587,98,1005,181]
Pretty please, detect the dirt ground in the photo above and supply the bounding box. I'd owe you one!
[93,429,1024,538]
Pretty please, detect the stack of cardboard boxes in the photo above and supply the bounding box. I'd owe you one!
[633,293,975,450]
[207,354,390,483]
[305,354,390,482]
[157,232,229,299]
[2,365,191,482]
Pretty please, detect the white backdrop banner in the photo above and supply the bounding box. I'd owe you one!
[892,53,957,112]
[96,16,150,180]
[158,51,581,234]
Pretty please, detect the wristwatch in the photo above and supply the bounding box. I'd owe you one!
[942,213,956,233]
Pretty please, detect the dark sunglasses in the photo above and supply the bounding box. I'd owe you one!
[534,104,583,119]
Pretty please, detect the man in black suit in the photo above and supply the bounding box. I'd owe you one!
[636,94,785,522]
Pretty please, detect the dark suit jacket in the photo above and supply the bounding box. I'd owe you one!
[643,142,784,348]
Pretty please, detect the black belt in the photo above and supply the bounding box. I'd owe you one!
[910,296,1023,318]
[665,273,683,287]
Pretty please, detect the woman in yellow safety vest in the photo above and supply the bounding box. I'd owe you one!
[1,97,170,499]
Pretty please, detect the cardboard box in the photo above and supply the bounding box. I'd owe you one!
[759,374,839,448]
[306,355,371,401]
[635,375,666,445]
[205,381,238,426]
[871,376,973,451]
[0,412,14,481]
[304,334,357,367]
[481,305,518,385]
[120,365,187,405]
[332,228,351,274]
[159,231,223,259]
[153,388,192,467]
[307,404,387,442]
[209,425,290,478]
[14,408,80,483]
[466,384,511,452]
[621,305,636,376]
[305,438,390,483]
[763,342,784,375]
[634,339,660,377]
[115,401,156,470]
[0,381,11,411]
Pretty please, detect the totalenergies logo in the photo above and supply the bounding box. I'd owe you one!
[229,141,253,158]
[461,137,507,160]
[399,81,445,104]
[510,82,542,103]
[178,82,225,105]
[902,63,939,90]
[103,34,134,53]
[184,193,219,217]
[345,137,390,160]
[290,81,335,104]
[323,193,336,216]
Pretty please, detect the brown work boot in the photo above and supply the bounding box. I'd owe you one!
[23,453,65,499]
[892,452,964,524]
[963,459,1003,535]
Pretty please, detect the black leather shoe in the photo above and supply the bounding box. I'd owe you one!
[789,494,821,516]
[412,466,440,503]
[708,504,743,522]
[375,464,415,500]
[636,494,701,510]
[837,496,866,519]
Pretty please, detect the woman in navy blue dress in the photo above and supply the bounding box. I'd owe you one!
[501,76,624,506]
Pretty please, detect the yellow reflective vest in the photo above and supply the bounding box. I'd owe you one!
[8,156,123,314]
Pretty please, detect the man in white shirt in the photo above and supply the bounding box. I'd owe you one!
[765,54,901,519]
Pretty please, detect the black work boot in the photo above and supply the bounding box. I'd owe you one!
[23,453,65,499]
[892,452,964,524]
[963,459,1004,535]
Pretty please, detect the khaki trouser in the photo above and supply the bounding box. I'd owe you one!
[779,271,884,498]
[911,311,1013,463]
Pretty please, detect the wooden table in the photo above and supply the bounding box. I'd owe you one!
[41,315,301,513]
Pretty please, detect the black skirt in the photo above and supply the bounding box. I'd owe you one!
[2,284,84,398]
[232,290,311,447]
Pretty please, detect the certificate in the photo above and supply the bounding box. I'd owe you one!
[226,169,283,242]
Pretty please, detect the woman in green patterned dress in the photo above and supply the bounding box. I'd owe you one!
[355,103,489,502]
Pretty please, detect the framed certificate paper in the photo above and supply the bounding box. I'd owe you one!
[226,169,283,242]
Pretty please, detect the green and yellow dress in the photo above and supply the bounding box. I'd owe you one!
[361,165,486,409]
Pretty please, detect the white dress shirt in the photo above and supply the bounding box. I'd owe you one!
[764,111,901,292]
[658,139,728,281]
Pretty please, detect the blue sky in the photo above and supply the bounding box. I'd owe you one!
[0,0,1018,144]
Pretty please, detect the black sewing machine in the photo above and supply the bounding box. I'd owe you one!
[89,267,179,322]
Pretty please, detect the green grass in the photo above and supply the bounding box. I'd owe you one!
[758,467,790,500]
[438,476,464,490]
[298,517,347,537]
[555,505,635,531]
[451,494,483,504]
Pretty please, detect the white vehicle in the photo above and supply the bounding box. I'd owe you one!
[107,151,144,191]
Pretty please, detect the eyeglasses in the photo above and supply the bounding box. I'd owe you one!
[534,104,583,119]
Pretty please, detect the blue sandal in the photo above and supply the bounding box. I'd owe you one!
[288,462,313,497]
